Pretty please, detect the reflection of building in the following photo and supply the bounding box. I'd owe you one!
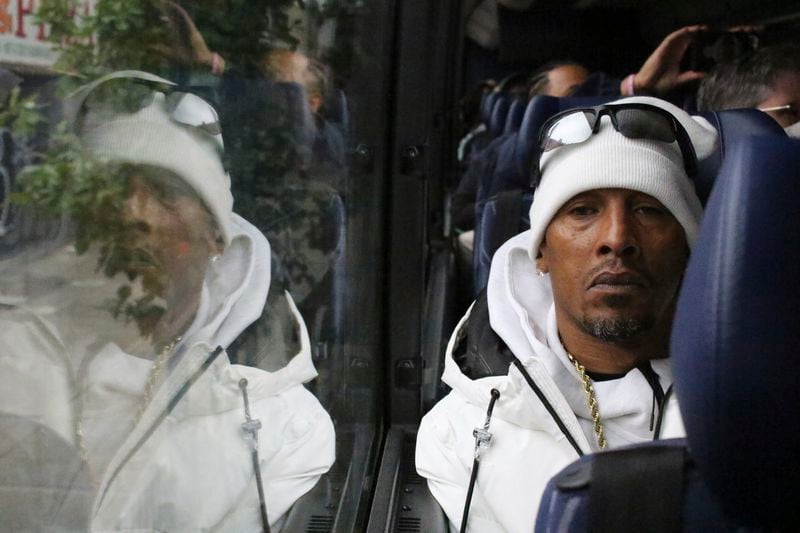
[0,0,93,71]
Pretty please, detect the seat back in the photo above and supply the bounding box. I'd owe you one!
[503,97,527,135]
[488,93,512,139]
[474,191,532,294]
[481,91,502,124]
[324,88,350,137]
[694,108,785,203]
[534,439,732,533]
[672,135,800,529]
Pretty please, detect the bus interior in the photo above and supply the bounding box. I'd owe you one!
[1,0,800,531]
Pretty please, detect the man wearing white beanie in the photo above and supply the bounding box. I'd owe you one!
[417,96,718,533]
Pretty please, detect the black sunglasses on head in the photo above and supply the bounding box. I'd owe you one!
[530,103,698,187]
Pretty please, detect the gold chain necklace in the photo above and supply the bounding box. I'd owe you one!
[565,351,608,450]
[74,337,181,475]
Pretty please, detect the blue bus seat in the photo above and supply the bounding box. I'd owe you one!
[481,91,502,124]
[535,439,732,533]
[672,134,800,529]
[474,191,532,294]
[323,88,350,139]
[694,108,785,203]
[488,93,512,139]
[502,97,527,136]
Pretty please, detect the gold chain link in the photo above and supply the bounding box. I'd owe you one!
[566,351,608,450]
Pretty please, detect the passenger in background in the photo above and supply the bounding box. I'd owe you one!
[0,79,335,531]
[527,60,589,98]
[574,25,709,99]
[418,97,717,532]
[696,43,800,135]
[262,49,348,191]
[262,50,326,114]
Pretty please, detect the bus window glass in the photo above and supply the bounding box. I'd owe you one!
[0,0,387,529]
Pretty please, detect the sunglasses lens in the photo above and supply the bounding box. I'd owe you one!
[541,110,595,152]
[615,109,676,143]
[84,80,159,115]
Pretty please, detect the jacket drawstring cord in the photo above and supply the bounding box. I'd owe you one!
[239,378,271,533]
[650,392,656,431]
[637,363,666,435]
[653,385,673,439]
[460,388,500,533]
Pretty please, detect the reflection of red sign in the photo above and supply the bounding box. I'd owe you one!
[0,0,92,68]
[0,0,48,41]
[13,0,46,40]
[0,1,12,35]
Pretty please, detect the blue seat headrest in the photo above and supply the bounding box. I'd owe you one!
[503,98,527,135]
[489,93,512,138]
[323,88,349,132]
[513,94,614,178]
[482,91,502,124]
[694,108,786,204]
[671,135,800,528]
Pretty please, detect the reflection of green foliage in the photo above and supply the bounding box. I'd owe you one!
[38,0,172,80]
[192,0,300,73]
[11,126,127,255]
[0,88,44,139]
[13,147,169,338]
[37,0,308,77]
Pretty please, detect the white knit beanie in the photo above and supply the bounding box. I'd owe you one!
[529,96,717,259]
[82,93,234,244]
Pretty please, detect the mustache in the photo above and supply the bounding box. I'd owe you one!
[585,260,653,288]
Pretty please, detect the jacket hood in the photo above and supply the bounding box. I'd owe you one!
[182,213,270,351]
[161,213,317,415]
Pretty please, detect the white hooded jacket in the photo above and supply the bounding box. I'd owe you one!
[416,229,685,533]
[0,215,335,531]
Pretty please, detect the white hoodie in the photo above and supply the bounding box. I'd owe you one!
[0,215,335,531]
[416,229,685,533]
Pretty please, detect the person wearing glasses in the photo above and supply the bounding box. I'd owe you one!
[697,43,800,137]
[416,96,717,533]
[0,76,335,531]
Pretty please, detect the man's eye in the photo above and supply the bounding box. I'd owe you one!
[635,205,665,216]
[569,205,597,217]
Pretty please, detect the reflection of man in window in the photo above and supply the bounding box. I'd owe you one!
[0,88,334,531]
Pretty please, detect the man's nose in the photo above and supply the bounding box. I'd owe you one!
[596,206,639,258]
[122,192,151,234]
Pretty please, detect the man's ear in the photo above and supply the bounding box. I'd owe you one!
[536,238,549,273]
[309,93,323,114]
